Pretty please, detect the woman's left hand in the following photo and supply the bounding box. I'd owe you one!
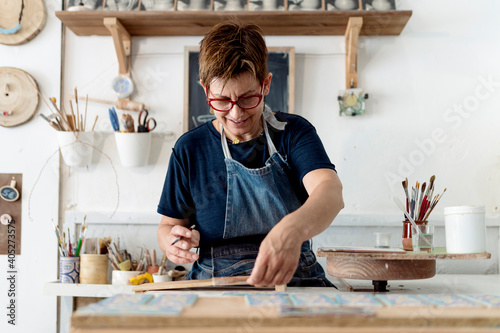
[246,224,302,287]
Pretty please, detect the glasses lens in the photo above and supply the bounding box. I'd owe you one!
[209,100,233,111]
[237,95,261,109]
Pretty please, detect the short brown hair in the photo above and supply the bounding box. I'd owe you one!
[199,21,268,90]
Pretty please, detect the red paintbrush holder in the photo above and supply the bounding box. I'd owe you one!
[402,220,427,251]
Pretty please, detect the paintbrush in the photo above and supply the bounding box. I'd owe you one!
[402,178,409,213]
[68,227,72,256]
[171,225,196,245]
[423,188,447,221]
[91,115,99,131]
[417,182,426,221]
[84,94,88,132]
[53,223,64,256]
[416,182,426,220]
[68,101,77,131]
[74,87,80,132]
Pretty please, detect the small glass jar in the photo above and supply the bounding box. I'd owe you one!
[402,220,427,251]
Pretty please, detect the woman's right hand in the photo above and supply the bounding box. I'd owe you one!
[158,216,200,264]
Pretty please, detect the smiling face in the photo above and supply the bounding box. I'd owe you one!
[205,71,272,142]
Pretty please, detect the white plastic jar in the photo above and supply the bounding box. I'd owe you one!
[444,206,486,254]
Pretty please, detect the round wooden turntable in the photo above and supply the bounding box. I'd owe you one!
[316,247,491,292]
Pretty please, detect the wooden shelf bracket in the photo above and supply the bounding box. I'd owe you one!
[345,17,363,89]
[103,17,131,76]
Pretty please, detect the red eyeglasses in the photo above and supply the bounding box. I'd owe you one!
[206,85,264,112]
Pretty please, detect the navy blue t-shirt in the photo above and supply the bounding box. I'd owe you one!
[157,112,336,246]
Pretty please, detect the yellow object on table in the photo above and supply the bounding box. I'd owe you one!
[129,272,153,285]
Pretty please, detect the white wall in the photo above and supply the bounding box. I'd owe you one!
[0,1,62,332]
[1,0,500,332]
[61,0,500,272]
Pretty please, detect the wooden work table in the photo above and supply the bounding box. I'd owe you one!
[65,274,500,333]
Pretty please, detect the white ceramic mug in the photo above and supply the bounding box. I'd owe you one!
[152,273,172,283]
[300,0,321,9]
[334,0,356,10]
[371,0,392,10]
[262,0,278,10]
[189,0,207,10]
[154,0,174,10]
[112,270,142,285]
[225,0,243,10]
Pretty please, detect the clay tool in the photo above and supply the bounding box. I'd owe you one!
[158,253,167,275]
[39,114,62,131]
[47,97,69,131]
[171,225,196,245]
[151,249,156,267]
[113,242,124,263]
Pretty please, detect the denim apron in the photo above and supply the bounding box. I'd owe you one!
[187,110,333,287]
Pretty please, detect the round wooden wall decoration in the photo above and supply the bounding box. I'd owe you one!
[0,67,39,128]
[0,0,46,46]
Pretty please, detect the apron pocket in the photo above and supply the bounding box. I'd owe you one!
[214,258,256,277]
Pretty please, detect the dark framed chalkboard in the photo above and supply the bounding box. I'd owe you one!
[183,46,295,132]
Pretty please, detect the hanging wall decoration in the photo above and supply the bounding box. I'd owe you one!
[0,67,39,127]
[338,88,368,116]
[0,0,46,46]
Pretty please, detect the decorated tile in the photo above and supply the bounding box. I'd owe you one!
[98,294,154,307]
[151,294,198,307]
[223,290,287,296]
[245,294,291,306]
[375,294,432,307]
[288,293,339,307]
[76,293,183,316]
[335,293,383,307]
[461,295,500,307]
[417,294,484,307]
[278,306,375,317]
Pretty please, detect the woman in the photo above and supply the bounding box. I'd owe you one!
[157,21,343,287]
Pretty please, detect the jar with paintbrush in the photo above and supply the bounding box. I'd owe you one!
[35,86,99,167]
[398,175,446,251]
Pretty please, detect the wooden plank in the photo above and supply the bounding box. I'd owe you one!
[55,10,412,37]
[68,327,500,333]
[345,17,363,88]
[132,276,249,292]
[71,296,500,330]
[317,247,492,261]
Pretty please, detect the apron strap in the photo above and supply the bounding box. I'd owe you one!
[220,113,279,159]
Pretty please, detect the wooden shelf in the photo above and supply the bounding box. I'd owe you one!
[55,10,412,37]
